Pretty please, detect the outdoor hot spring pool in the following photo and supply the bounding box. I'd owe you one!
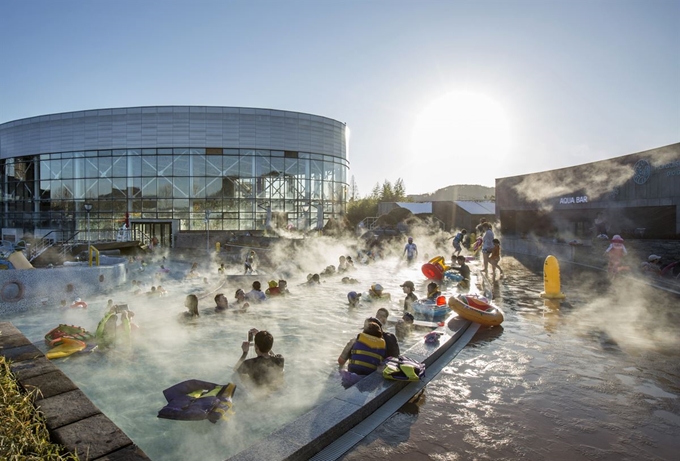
[5,255,457,461]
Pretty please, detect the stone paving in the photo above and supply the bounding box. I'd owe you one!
[0,322,150,461]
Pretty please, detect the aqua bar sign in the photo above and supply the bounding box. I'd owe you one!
[559,195,588,204]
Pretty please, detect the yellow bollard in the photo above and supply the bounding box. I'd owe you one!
[216,242,221,253]
[540,255,566,299]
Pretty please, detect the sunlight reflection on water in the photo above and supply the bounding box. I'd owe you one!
[341,256,680,461]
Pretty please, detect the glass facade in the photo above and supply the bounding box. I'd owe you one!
[0,107,349,241]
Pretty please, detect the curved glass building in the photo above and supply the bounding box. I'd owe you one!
[0,106,349,246]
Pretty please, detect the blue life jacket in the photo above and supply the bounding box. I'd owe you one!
[348,332,386,375]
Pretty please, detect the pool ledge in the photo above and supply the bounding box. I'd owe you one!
[229,316,474,461]
[0,321,151,461]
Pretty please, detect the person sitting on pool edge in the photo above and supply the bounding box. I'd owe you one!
[337,321,386,375]
[234,329,285,389]
[367,283,391,301]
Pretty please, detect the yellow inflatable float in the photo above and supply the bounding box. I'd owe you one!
[46,337,87,360]
[448,294,504,327]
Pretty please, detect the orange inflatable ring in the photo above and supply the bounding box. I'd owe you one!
[71,301,88,309]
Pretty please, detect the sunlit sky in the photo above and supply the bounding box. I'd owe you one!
[0,0,678,195]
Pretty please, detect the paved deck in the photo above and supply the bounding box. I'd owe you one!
[0,322,150,461]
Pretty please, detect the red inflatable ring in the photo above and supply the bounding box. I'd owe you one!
[421,263,444,281]
[71,300,88,309]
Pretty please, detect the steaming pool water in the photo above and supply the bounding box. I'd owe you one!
[6,255,434,460]
[6,252,680,461]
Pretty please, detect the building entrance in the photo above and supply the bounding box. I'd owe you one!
[131,221,173,249]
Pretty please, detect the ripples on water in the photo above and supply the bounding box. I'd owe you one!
[341,256,680,461]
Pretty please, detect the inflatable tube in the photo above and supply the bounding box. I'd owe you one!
[422,263,444,281]
[46,338,87,359]
[411,300,449,321]
[71,301,88,309]
[45,324,94,346]
[0,280,25,302]
[449,295,504,327]
[158,380,236,423]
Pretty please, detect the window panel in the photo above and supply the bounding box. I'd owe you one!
[142,178,157,198]
[173,154,190,176]
[173,177,189,198]
[239,154,253,177]
[223,156,239,177]
[192,153,206,176]
[157,156,173,176]
[112,156,127,177]
[99,157,112,178]
[192,177,206,198]
[141,155,156,176]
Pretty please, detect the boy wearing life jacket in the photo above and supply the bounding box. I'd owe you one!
[337,321,386,375]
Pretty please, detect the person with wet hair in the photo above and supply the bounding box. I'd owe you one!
[342,276,360,284]
[233,288,250,312]
[180,294,200,321]
[374,308,400,358]
[218,263,226,275]
[400,281,418,313]
[337,321,387,375]
[245,281,266,302]
[234,329,284,388]
[214,293,229,313]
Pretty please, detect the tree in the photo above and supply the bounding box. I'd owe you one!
[381,180,394,201]
[394,178,406,201]
[348,176,360,202]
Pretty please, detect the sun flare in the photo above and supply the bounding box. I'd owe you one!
[411,92,511,171]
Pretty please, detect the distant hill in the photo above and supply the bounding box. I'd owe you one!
[408,184,495,202]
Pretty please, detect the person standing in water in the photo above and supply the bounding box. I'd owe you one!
[244,250,258,275]
[400,281,418,313]
[481,224,495,274]
[449,229,467,260]
[403,237,418,265]
[488,238,505,279]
